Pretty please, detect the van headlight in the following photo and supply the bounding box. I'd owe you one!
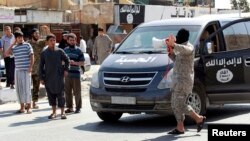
[91,71,100,88]
[157,69,173,89]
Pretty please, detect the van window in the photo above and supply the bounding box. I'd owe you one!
[223,22,250,51]
[244,21,250,41]
[199,24,219,54]
[116,25,201,53]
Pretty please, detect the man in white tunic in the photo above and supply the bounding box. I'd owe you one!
[92,28,112,64]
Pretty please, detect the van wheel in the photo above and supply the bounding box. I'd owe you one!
[185,80,206,124]
[97,112,123,122]
[187,80,206,115]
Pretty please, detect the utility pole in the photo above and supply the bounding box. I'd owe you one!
[209,0,211,14]
[58,0,62,10]
[237,0,241,17]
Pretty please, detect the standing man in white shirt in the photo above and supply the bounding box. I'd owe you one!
[78,36,87,74]
[92,28,113,64]
[79,36,87,53]
[1,26,15,89]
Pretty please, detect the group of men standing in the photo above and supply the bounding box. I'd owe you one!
[0,26,89,120]
[0,25,113,120]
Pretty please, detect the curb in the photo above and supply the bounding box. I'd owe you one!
[0,87,47,105]
[0,88,17,104]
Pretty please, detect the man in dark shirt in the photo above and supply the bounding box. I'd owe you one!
[58,31,69,50]
[64,33,85,114]
[39,34,70,120]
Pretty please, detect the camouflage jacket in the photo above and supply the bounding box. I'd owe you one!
[28,39,46,75]
[171,41,194,93]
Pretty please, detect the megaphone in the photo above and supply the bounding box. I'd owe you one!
[152,37,166,49]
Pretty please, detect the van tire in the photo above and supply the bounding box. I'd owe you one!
[97,112,123,122]
[185,80,206,124]
[191,80,206,115]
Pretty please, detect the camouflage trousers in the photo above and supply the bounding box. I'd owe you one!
[32,74,40,102]
[171,90,194,122]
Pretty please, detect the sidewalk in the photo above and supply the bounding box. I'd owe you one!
[0,84,47,105]
[0,87,17,104]
[0,65,100,105]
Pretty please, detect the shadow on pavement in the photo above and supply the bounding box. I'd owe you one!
[142,133,201,141]
[75,114,178,133]
[75,104,250,135]
[9,115,52,127]
[206,104,250,122]
[0,108,51,118]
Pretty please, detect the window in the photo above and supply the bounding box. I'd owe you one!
[223,22,250,51]
[232,22,249,49]
[117,25,200,53]
[244,21,250,43]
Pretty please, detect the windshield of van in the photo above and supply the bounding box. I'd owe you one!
[116,25,200,54]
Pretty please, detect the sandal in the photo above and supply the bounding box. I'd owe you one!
[24,105,28,110]
[65,109,74,113]
[15,110,25,114]
[197,116,206,132]
[26,109,32,114]
[168,129,185,134]
[48,114,57,119]
[32,105,39,109]
[61,114,67,120]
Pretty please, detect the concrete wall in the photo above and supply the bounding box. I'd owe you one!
[0,0,7,6]
[27,10,63,23]
[7,0,46,8]
[80,3,114,24]
[0,0,58,10]
[144,5,217,22]
[0,7,15,23]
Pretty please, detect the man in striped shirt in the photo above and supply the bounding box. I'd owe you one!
[64,33,85,114]
[5,31,34,114]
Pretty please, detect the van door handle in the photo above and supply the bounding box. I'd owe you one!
[245,58,250,66]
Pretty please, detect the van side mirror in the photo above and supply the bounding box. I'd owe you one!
[206,42,212,54]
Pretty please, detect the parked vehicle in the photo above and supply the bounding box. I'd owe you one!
[82,52,91,72]
[90,15,250,122]
[0,59,6,82]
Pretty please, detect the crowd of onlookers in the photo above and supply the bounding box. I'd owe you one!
[0,25,113,120]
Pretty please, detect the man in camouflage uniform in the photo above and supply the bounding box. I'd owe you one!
[28,28,46,109]
[166,28,206,134]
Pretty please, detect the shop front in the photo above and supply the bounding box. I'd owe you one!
[0,7,15,36]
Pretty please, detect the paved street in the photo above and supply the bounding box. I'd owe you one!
[1,97,250,141]
[1,65,250,141]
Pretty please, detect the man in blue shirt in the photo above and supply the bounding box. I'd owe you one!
[64,33,85,114]
[0,40,1,88]
[1,26,15,89]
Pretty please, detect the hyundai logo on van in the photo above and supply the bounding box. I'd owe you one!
[120,76,130,83]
